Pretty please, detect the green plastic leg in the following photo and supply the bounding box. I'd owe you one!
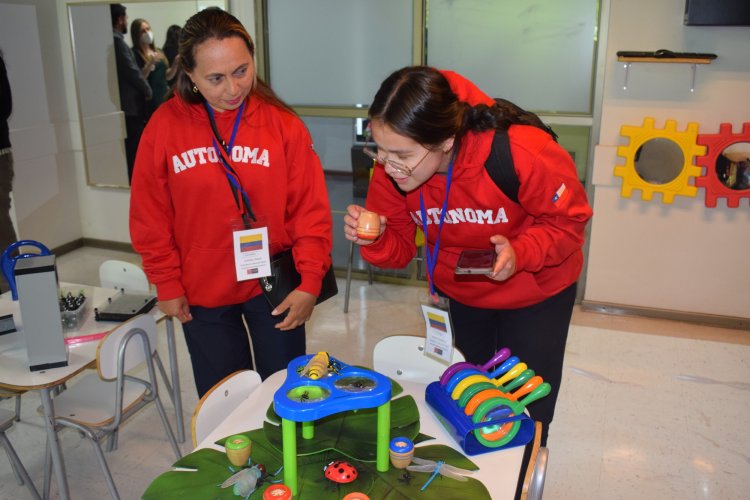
[281,418,298,495]
[376,401,391,472]
[302,420,314,439]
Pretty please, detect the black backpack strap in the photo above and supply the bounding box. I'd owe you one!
[485,129,520,204]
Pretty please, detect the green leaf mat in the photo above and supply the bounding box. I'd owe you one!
[143,377,490,499]
[143,434,490,499]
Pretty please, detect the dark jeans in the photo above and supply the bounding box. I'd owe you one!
[0,152,17,293]
[182,293,306,398]
[449,282,577,446]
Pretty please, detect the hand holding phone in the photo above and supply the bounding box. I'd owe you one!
[455,249,497,275]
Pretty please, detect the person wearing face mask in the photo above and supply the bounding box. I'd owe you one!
[111,4,152,183]
[131,18,175,119]
[129,8,333,398]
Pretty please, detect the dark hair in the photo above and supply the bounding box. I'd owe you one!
[110,4,126,28]
[131,18,155,53]
[174,7,292,113]
[165,24,182,44]
[369,66,556,148]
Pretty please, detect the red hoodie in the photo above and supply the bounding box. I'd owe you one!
[361,71,592,309]
[129,93,332,308]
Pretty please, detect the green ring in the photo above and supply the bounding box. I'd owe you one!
[471,396,521,448]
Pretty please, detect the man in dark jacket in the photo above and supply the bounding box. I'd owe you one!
[0,50,18,292]
[111,4,152,183]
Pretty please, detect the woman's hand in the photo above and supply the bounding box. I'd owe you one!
[343,204,386,246]
[158,296,193,323]
[272,290,316,331]
[488,235,517,281]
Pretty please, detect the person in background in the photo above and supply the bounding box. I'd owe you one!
[129,8,333,397]
[110,3,152,184]
[0,50,18,292]
[131,18,177,119]
[162,24,182,88]
[162,24,181,66]
[344,66,592,450]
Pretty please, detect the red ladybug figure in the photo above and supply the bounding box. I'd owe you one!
[323,460,358,484]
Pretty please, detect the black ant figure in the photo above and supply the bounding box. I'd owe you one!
[397,471,414,486]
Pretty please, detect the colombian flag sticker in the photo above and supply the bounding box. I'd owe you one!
[239,233,263,252]
[427,312,447,332]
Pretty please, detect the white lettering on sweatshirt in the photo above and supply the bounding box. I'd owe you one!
[172,145,270,173]
[409,207,509,225]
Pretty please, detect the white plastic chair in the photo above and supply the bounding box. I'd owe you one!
[44,314,181,499]
[1,408,41,499]
[99,260,150,293]
[521,421,548,500]
[191,369,262,447]
[373,335,466,384]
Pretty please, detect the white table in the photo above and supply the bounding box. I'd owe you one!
[196,370,526,499]
[0,283,184,500]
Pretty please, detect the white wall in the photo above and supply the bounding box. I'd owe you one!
[0,1,83,249]
[584,0,750,318]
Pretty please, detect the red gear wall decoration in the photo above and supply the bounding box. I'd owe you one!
[695,122,750,208]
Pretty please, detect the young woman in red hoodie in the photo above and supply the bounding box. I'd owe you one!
[344,66,592,446]
[130,9,333,397]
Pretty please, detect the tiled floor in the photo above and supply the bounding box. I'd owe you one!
[1,246,749,499]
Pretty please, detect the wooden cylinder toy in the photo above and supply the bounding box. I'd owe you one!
[389,436,414,469]
[357,211,381,240]
[224,434,252,467]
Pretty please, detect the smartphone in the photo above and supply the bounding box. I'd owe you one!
[455,249,497,275]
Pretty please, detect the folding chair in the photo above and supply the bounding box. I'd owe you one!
[521,421,549,500]
[1,408,41,499]
[373,335,465,384]
[98,260,150,293]
[99,259,178,445]
[191,369,262,447]
[44,314,181,499]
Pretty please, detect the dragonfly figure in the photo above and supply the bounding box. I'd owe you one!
[406,456,475,491]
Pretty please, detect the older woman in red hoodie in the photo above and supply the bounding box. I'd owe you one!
[130,9,333,397]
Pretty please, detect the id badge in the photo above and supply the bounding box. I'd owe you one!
[232,226,271,281]
[421,303,454,364]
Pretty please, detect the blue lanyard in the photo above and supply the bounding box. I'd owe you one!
[204,101,255,223]
[419,153,455,297]
[206,101,244,153]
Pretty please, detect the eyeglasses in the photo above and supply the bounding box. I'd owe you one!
[362,146,430,177]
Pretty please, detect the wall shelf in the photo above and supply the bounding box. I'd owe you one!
[617,54,716,92]
[617,56,714,64]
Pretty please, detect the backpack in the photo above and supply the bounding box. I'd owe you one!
[389,98,557,204]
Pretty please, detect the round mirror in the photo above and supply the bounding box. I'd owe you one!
[634,138,684,184]
[716,141,750,190]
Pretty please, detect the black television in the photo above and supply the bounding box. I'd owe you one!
[684,0,750,26]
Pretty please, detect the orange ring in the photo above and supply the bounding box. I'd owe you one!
[464,388,507,416]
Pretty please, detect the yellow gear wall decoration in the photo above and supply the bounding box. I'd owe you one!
[615,117,706,203]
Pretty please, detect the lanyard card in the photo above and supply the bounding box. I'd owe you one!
[232,227,271,281]
[421,304,454,364]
